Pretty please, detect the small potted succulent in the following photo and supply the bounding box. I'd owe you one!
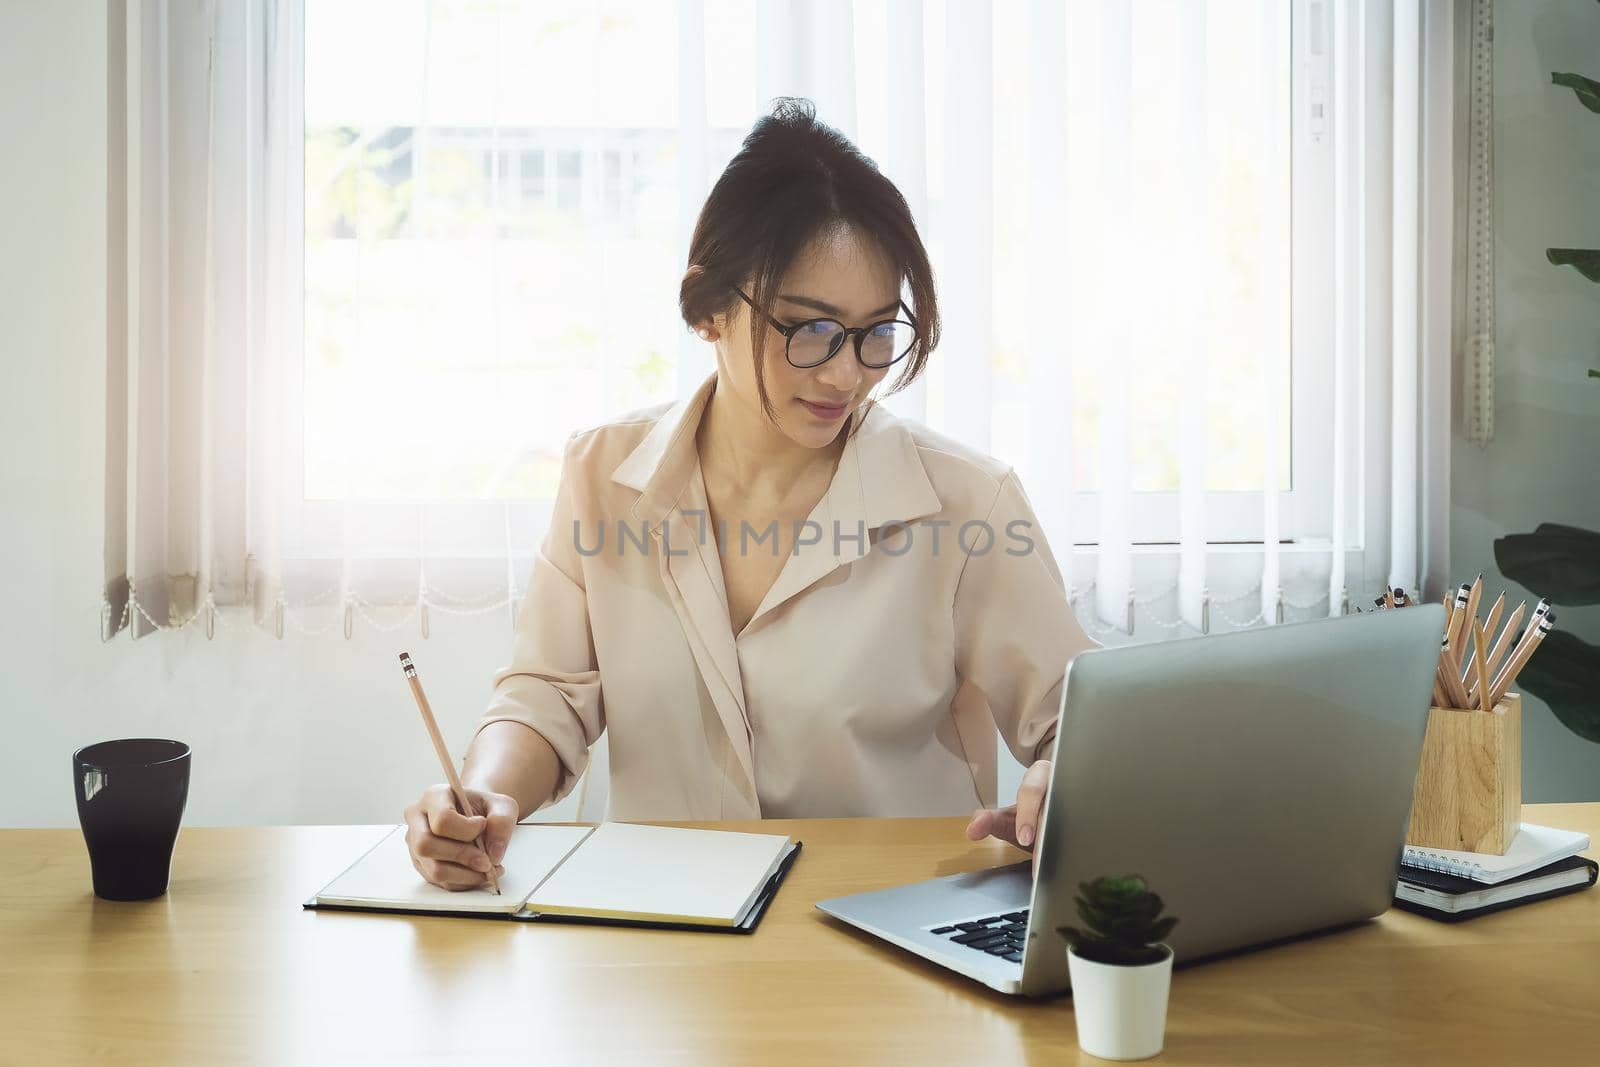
[1056,874,1179,1061]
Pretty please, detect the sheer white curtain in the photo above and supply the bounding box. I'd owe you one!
[104,0,299,640]
[103,0,1464,643]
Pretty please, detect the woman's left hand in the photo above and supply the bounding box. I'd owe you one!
[964,758,1051,879]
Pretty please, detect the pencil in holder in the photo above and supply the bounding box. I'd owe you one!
[1406,692,1521,855]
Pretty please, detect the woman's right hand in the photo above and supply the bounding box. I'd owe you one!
[403,784,517,891]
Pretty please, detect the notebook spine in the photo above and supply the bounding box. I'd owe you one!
[1402,850,1487,879]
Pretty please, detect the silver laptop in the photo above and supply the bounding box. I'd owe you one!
[815,605,1446,997]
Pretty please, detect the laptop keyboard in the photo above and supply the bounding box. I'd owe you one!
[929,909,1029,964]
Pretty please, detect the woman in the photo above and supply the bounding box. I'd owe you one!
[404,98,1097,891]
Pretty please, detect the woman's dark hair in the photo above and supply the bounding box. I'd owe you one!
[679,97,941,426]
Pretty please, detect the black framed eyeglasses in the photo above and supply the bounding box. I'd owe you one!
[732,286,919,370]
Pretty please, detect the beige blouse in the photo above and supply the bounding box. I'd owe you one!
[472,370,1098,821]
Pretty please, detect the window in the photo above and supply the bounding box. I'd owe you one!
[299,0,1354,571]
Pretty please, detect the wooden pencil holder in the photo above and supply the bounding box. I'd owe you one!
[1406,692,1522,855]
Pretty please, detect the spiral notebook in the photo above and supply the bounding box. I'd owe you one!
[304,821,802,933]
[1395,854,1598,922]
[1401,823,1591,885]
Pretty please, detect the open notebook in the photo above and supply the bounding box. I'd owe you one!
[304,821,803,933]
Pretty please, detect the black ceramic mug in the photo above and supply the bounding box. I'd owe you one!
[72,738,191,900]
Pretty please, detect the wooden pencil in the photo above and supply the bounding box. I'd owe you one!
[399,652,502,895]
[1442,648,1473,709]
[1471,618,1493,712]
[1480,592,1506,650]
[1433,634,1455,708]
[1463,574,1484,641]
[1497,598,1551,686]
[1435,627,1472,710]
[1470,592,1506,682]
[1472,600,1525,701]
[1441,587,1473,709]
[1446,582,1472,653]
[1442,585,1471,679]
[1484,602,1526,676]
[1453,576,1484,684]
[1489,611,1555,709]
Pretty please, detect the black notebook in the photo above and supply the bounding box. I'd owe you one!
[1393,854,1598,923]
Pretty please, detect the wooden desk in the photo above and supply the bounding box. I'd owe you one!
[3,804,1597,1065]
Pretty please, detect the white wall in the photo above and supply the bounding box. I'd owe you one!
[1448,1,1600,802]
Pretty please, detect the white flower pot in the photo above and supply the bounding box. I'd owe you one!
[1066,943,1174,1061]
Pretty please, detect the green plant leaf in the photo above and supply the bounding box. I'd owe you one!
[1589,368,1599,379]
[1061,873,1177,956]
[1546,249,1600,283]
[1515,630,1600,744]
[1493,524,1600,605]
[1552,72,1600,114]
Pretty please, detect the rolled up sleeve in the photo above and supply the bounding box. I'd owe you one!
[472,433,605,811]
[953,469,1098,767]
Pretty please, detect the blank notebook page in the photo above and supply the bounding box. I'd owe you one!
[525,822,792,926]
[314,823,594,913]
